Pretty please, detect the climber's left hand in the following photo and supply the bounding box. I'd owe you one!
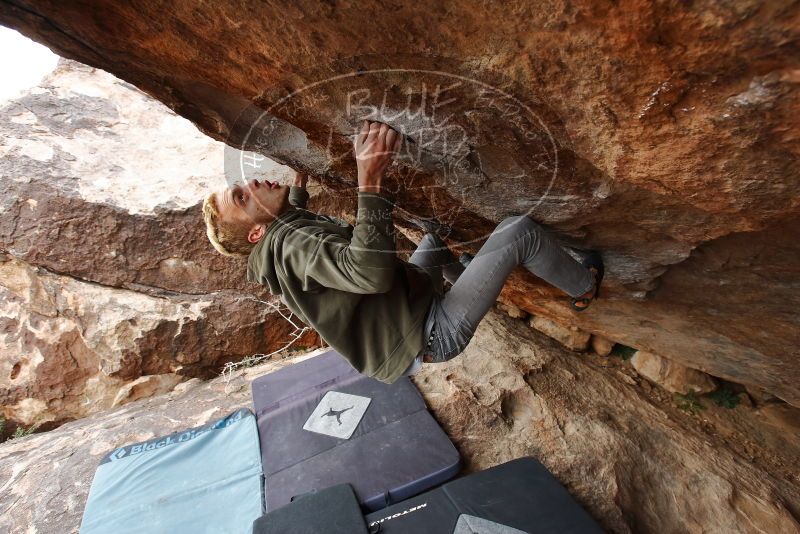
[292,171,308,188]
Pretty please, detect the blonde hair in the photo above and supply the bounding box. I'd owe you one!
[202,192,254,257]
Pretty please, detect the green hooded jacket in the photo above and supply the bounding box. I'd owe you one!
[247,187,435,382]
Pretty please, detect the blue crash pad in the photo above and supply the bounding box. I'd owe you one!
[80,408,263,534]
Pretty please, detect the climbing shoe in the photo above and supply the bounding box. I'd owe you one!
[569,250,604,312]
[407,216,452,238]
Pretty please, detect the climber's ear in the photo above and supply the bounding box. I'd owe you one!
[247,224,266,244]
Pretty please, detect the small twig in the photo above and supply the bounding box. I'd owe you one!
[221,297,313,393]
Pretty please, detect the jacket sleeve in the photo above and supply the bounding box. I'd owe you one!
[288,186,309,208]
[292,192,397,294]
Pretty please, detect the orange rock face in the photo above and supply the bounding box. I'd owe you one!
[1,1,798,403]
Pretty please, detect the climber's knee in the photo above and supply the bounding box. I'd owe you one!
[498,214,542,237]
[419,232,438,247]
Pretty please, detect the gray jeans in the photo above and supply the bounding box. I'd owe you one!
[403,215,594,375]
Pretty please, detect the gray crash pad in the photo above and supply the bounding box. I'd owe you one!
[251,349,460,512]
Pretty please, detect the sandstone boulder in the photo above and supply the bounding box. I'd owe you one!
[630,350,717,395]
[110,374,184,408]
[527,315,591,351]
[1,2,796,404]
[496,302,528,320]
[0,61,321,429]
[590,335,615,357]
[0,254,319,430]
[0,59,292,295]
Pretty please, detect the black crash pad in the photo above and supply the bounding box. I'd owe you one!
[364,457,603,533]
[252,484,369,534]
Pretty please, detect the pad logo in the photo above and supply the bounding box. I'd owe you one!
[303,391,370,439]
[368,503,428,527]
[321,406,353,425]
[100,409,250,465]
[108,447,127,461]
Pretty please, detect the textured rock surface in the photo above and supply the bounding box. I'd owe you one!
[0,59,292,295]
[1,1,796,403]
[497,302,529,320]
[2,313,799,534]
[0,60,320,429]
[630,349,717,394]
[413,312,800,533]
[527,314,591,351]
[0,254,319,429]
[590,335,615,356]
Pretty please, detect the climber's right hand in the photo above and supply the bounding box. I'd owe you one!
[354,120,401,194]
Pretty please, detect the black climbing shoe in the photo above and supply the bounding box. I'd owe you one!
[570,250,604,312]
[407,216,452,238]
[459,252,474,269]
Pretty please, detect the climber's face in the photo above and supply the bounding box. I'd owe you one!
[216,179,290,244]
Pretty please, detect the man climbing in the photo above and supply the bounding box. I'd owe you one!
[202,121,602,382]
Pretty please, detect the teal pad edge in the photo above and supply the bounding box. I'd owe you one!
[80,408,263,534]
